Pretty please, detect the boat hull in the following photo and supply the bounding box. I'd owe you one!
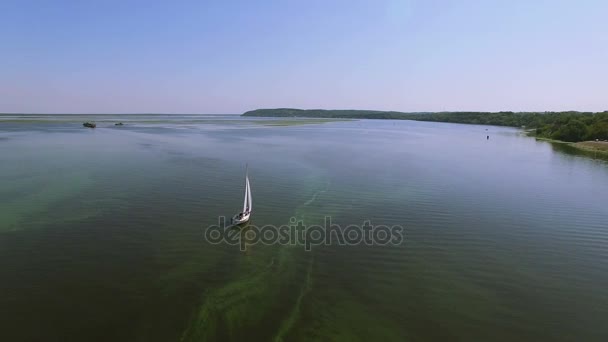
[232,212,251,225]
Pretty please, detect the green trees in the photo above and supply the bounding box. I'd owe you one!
[550,120,587,142]
[533,112,607,141]
[586,118,608,141]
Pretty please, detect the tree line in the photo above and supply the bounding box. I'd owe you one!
[243,109,608,142]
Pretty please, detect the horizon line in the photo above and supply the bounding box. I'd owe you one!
[1,109,607,115]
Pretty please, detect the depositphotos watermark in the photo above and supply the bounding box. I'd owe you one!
[204,216,404,251]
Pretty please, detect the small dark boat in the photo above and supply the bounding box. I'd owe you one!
[115,122,124,126]
[83,122,96,128]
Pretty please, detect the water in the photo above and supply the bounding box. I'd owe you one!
[1,115,607,341]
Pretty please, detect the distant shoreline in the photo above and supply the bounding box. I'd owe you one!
[2,110,607,156]
[243,108,608,146]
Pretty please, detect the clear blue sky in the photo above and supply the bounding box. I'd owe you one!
[1,0,606,113]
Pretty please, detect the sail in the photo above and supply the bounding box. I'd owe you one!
[240,165,252,214]
[246,175,252,212]
[242,177,248,213]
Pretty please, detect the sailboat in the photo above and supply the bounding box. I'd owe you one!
[232,165,252,225]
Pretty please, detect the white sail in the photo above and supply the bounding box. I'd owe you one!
[242,175,248,213]
[233,165,252,224]
[246,175,252,212]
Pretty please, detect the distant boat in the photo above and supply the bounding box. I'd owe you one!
[232,165,252,225]
[83,122,96,128]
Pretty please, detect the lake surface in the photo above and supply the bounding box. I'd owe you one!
[1,115,607,341]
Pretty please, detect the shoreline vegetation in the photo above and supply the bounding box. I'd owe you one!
[572,141,608,153]
[243,108,608,154]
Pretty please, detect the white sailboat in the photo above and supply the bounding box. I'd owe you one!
[232,165,252,225]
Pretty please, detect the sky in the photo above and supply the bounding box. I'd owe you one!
[1,0,607,114]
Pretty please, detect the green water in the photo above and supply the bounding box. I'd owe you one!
[1,115,607,341]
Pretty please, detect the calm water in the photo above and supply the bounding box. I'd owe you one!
[1,115,607,341]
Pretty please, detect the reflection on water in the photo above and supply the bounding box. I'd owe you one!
[1,116,607,341]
